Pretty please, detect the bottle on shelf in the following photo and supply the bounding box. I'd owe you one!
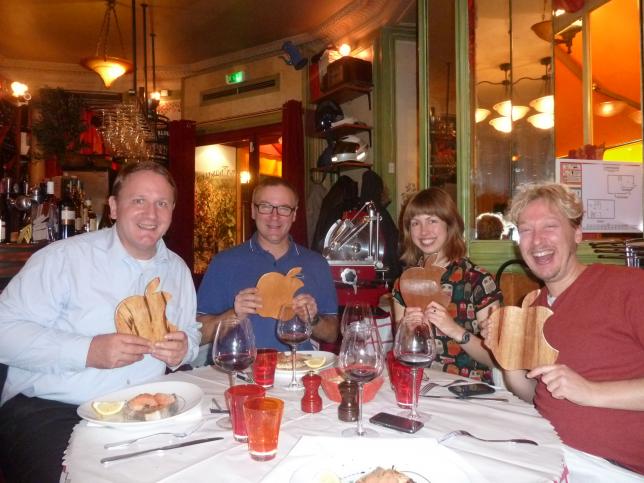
[59,181,76,239]
[44,180,59,242]
[84,199,97,232]
[98,199,113,229]
[71,177,84,234]
[0,179,9,243]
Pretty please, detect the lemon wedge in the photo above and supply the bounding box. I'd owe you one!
[304,356,326,369]
[91,400,125,417]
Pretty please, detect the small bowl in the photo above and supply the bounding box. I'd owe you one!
[319,367,384,403]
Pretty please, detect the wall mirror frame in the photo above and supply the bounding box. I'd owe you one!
[441,0,644,274]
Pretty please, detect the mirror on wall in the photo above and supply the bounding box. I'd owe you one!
[471,0,643,240]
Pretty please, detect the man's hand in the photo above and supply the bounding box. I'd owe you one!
[86,333,152,369]
[152,331,189,368]
[292,294,318,321]
[234,287,262,317]
[528,364,596,406]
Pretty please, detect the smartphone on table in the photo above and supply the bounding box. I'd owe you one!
[369,412,424,434]
[448,383,495,398]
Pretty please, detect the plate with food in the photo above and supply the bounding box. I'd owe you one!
[274,350,336,379]
[77,381,203,429]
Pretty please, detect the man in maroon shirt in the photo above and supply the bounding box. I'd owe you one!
[483,183,644,480]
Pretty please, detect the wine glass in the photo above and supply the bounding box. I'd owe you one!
[340,303,375,335]
[393,315,435,421]
[276,303,313,391]
[338,320,384,437]
[212,316,257,428]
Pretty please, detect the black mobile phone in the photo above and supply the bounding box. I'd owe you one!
[369,412,424,434]
[448,383,495,398]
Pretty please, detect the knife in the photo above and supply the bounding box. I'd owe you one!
[421,395,509,402]
[100,437,224,464]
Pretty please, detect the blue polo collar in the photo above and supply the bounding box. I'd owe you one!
[247,232,301,257]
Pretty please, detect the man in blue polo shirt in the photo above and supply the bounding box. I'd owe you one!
[197,177,339,352]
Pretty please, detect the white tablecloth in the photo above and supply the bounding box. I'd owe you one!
[63,366,565,482]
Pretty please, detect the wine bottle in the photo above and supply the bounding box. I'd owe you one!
[0,180,8,244]
[72,177,84,234]
[59,182,75,239]
[44,181,60,241]
[84,199,97,232]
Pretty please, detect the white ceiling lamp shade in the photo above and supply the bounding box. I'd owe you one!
[492,100,529,120]
[595,100,626,117]
[530,94,554,114]
[475,108,491,123]
[489,116,513,133]
[527,112,554,129]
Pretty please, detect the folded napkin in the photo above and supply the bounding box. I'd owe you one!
[260,435,488,483]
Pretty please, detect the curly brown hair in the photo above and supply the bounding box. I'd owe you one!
[399,187,466,267]
[509,183,583,228]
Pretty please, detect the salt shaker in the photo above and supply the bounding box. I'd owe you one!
[301,371,323,413]
[338,380,358,422]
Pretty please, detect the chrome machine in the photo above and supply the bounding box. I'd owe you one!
[322,201,390,305]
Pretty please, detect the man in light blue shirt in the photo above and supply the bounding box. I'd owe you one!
[0,161,200,482]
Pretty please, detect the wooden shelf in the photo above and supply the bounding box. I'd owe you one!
[313,83,373,107]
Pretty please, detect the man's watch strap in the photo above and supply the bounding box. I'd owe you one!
[457,331,471,344]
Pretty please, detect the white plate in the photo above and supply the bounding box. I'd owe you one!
[291,463,432,483]
[77,381,203,429]
[274,350,336,379]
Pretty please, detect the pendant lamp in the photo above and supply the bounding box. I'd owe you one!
[80,0,133,88]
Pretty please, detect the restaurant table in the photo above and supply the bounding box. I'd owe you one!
[63,365,565,482]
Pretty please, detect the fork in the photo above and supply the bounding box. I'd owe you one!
[420,379,468,394]
[438,429,538,445]
[104,419,207,450]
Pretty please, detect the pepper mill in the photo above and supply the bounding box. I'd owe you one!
[301,371,323,413]
[338,380,358,422]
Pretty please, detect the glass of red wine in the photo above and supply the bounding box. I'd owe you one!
[338,318,384,437]
[393,313,435,421]
[212,316,257,428]
[276,303,313,391]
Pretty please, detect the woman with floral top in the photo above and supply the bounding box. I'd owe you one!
[392,188,502,384]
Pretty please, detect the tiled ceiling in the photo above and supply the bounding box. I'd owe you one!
[0,0,365,66]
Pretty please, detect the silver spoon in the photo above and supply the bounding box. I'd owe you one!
[104,419,207,450]
[438,429,538,445]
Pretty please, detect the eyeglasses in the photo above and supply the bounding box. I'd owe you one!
[254,202,296,217]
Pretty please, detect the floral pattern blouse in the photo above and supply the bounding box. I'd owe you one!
[393,257,502,383]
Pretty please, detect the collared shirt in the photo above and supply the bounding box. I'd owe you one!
[0,226,200,405]
[197,233,337,350]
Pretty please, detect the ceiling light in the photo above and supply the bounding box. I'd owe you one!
[530,95,554,114]
[475,108,491,123]
[338,43,352,56]
[595,101,626,117]
[80,0,133,88]
[527,113,554,129]
[493,100,529,120]
[489,116,512,133]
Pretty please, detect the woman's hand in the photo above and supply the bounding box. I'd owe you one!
[424,301,464,341]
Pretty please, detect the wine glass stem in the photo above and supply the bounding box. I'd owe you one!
[290,345,297,386]
[410,368,418,419]
[356,382,365,436]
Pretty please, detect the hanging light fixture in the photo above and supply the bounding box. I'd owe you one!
[489,63,528,132]
[530,57,554,114]
[80,0,133,88]
[475,108,491,123]
[527,113,554,129]
[489,116,513,133]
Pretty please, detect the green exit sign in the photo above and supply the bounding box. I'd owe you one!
[225,71,245,84]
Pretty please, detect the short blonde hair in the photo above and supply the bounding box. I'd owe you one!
[509,183,583,228]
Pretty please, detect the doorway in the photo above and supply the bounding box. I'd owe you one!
[195,124,282,276]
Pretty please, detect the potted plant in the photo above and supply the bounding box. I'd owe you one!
[32,88,88,168]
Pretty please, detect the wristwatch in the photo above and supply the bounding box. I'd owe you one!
[457,331,471,345]
[311,314,321,326]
